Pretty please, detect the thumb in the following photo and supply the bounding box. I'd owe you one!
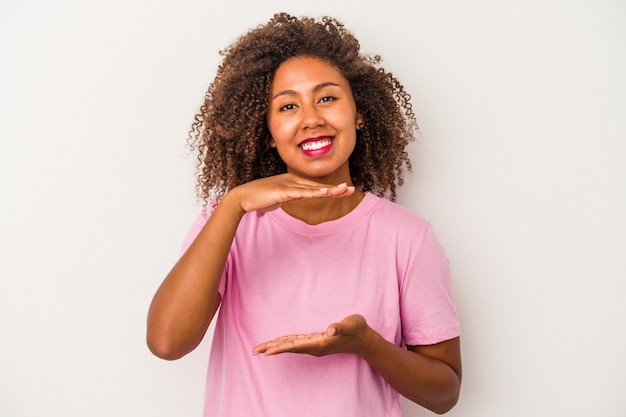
[325,323,340,337]
[325,315,359,336]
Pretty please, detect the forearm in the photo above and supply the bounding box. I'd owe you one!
[360,330,462,414]
[146,193,244,360]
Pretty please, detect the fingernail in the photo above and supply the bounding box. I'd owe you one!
[336,183,347,187]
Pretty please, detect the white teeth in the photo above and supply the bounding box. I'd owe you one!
[301,139,331,151]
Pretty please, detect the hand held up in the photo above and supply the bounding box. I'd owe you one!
[231,173,355,214]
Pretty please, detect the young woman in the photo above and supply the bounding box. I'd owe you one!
[147,13,462,416]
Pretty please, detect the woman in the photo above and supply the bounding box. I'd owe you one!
[147,13,461,416]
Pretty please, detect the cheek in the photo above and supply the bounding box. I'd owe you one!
[266,116,279,146]
[267,116,296,143]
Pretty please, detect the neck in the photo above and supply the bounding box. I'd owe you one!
[281,189,365,225]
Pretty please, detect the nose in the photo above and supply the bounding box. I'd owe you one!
[301,103,324,129]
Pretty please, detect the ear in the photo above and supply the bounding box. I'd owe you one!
[356,113,365,130]
[269,138,276,148]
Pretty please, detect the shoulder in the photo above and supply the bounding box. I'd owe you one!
[363,195,446,256]
[180,200,222,253]
[367,194,431,231]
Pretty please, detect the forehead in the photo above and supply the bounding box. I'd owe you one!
[271,56,348,91]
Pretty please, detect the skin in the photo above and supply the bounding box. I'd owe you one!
[147,56,461,414]
[267,56,366,222]
[268,56,361,184]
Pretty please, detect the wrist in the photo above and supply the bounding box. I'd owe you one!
[218,189,247,220]
[357,325,385,359]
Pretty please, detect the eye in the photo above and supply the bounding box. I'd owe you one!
[279,103,297,111]
[319,96,336,104]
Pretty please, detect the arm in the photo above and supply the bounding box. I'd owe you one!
[146,175,354,360]
[363,330,462,414]
[252,314,462,414]
[146,192,243,360]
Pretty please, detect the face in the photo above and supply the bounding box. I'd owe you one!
[267,56,363,184]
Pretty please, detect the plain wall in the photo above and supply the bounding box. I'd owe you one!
[1,0,625,416]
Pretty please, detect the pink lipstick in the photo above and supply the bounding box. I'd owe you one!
[299,137,333,157]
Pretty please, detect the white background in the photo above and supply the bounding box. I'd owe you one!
[1,1,625,416]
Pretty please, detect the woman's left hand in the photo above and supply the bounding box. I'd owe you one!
[252,314,371,357]
[253,313,463,413]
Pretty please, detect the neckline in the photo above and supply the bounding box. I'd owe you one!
[265,192,379,236]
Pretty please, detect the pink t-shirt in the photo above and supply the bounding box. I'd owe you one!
[182,193,460,417]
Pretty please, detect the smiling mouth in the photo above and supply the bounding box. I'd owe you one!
[299,138,332,151]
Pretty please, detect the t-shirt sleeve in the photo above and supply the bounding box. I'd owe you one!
[180,204,228,296]
[400,223,460,346]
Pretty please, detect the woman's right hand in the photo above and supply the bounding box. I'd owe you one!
[147,173,354,360]
[230,173,355,213]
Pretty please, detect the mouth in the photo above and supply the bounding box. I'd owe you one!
[298,137,334,157]
[299,136,333,150]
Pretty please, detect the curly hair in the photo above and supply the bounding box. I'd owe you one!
[187,12,418,204]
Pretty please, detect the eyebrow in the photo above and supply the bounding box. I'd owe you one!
[270,82,341,101]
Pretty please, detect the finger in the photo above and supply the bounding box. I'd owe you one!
[264,335,324,355]
[325,315,361,336]
[251,334,304,354]
[278,187,331,202]
[251,339,288,354]
[252,333,325,356]
[325,325,338,337]
[327,185,355,198]
[264,339,302,356]
[254,189,330,213]
[251,342,273,355]
[289,177,353,195]
[253,339,299,356]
